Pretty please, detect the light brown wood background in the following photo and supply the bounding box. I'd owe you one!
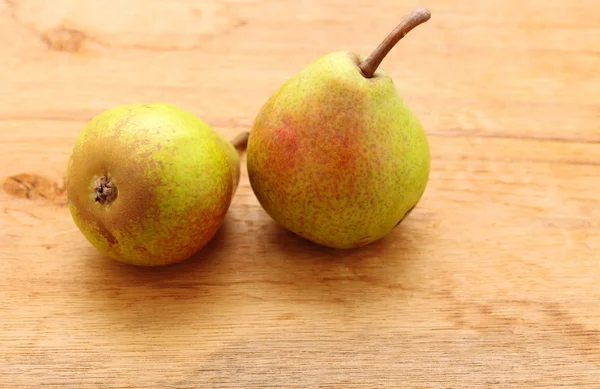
[1,0,599,387]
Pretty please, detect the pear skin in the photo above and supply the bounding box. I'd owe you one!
[246,9,431,249]
[66,103,246,266]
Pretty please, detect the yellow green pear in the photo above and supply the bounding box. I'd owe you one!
[66,103,248,266]
[246,8,432,249]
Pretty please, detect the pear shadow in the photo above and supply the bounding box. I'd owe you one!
[78,217,239,328]
[254,218,424,310]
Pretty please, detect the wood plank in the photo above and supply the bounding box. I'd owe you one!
[1,0,599,387]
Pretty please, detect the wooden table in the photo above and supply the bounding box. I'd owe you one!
[1,0,598,387]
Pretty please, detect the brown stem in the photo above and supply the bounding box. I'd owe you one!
[358,7,431,78]
[230,131,250,152]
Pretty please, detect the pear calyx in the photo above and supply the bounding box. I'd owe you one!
[94,175,117,204]
[359,7,431,78]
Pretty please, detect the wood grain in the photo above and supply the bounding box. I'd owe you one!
[1,0,599,387]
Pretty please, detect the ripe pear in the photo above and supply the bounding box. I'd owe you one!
[246,8,432,249]
[66,103,248,266]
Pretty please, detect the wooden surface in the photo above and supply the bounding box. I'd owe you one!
[1,0,599,387]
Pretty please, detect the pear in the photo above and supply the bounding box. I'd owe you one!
[246,8,432,249]
[66,103,248,266]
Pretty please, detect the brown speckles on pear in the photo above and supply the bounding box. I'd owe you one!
[95,218,117,246]
[153,185,233,261]
[272,121,300,171]
[252,81,367,193]
[66,122,161,251]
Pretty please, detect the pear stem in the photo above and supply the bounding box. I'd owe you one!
[358,7,431,78]
[230,131,250,152]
